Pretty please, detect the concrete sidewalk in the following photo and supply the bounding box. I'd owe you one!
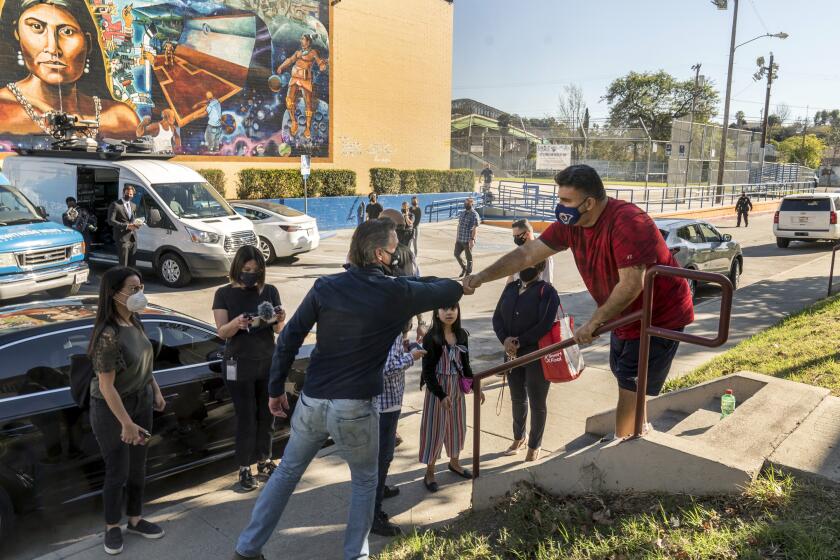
[36,246,836,560]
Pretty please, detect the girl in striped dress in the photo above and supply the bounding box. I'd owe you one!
[419,304,485,492]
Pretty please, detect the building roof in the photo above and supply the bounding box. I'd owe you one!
[451,114,541,142]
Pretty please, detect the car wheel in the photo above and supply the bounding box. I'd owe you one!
[729,260,740,290]
[259,237,276,264]
[0,486,15,545]
[688,278,697,300]
[157,252,192,288]
[776,238,790,249]
[46,283,81,298]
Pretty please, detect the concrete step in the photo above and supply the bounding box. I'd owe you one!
[769,396,840,485]
[473,372,832,510]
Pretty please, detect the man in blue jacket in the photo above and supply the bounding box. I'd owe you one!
[233,218,463,560]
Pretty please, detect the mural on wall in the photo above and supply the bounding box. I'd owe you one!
[0,0,330,157]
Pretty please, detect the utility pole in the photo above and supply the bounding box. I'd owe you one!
[716,0,739,195]
[685,63,702,187]
[757,52,776,181]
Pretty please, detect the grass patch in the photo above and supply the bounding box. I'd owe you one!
[376,468,840,560]
[664,295,840,395]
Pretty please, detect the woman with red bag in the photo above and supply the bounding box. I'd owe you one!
[492,260,560,461]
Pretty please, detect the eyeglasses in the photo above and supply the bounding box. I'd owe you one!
[120,284,144,295]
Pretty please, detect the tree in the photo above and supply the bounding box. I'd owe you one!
[774,103,791,125]
[734,110,747,126]
[775,134,826,168]
[583,108,590,131]
[825,125,840,186]
[557,84,587,130]
[602,70,719,139]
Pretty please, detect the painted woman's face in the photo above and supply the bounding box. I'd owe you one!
[18,3,89,87]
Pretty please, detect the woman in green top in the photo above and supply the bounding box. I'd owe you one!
[89,266,166,555]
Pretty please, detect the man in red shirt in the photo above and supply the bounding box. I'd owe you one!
[463,165,694,438]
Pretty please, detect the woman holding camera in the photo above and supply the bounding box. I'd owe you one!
[213,245,285,491]
[89,266,165,555]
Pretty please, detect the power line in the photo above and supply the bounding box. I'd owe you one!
[748,0,771,33]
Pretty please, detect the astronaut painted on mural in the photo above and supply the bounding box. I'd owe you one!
[276,33,327,138]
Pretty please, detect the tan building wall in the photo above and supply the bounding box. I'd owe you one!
[178,0,454,197]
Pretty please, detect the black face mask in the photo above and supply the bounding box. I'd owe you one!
[239,271,259,288]
[381,248,400,276]
[519,267,539,283]
[513,235,528,246]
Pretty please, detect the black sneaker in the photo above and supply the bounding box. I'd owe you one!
[257,461,277,478]
[383,485,400,499]
[126,519,165,539]
[371,512,403,537]
[104,527,123,555]
[233,553,266,560]
[239,467,258,491]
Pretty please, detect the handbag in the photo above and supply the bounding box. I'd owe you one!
[538,296,585,383]
[70,353,94,410]
[453,344,473,394]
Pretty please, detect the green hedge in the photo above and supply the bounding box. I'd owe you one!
[236,168,356,199]
[369,168,401,194]
[373,168,475,194]
[196,169,226,196]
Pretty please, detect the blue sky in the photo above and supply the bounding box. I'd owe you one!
[452,0,840,126]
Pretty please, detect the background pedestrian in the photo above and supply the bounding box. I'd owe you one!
[88,267,165,555]
[213,245,285,491]
[410,196,422,255]
[507,219,554,285]
[454,198,480,278]
[107,184,139,268]
[736,191,753,227]
[366,192,383,220]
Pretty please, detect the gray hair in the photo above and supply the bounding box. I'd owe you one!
[348,219,395,267]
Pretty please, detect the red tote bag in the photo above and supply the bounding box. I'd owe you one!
[538,302,585,383]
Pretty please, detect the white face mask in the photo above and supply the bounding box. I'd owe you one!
[122,291,148,313]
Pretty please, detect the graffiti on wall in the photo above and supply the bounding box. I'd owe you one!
[0,0,330,158]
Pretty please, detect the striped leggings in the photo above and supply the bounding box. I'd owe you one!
[418,373,466,464]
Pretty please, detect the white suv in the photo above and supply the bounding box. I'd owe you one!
[773,193,840,248]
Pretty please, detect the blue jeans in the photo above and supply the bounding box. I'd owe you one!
[235,394,379,560]
[374,410,400,517]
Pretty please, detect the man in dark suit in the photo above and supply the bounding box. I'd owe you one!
[108,184,140,267]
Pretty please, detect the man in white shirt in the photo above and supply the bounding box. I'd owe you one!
[507,219,554,285]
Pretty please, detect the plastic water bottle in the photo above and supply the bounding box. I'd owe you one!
[720,389,736,419]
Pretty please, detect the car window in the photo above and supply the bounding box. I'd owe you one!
[697,223,721,242]
[658,229,669,240]
[677,225,704,244]
[0,327,92,399]
[143,321,222,370]
[236,207,270,221]
[780,198,831,212]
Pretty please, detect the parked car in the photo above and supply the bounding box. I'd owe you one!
[0,298,311,542]
[231,201,320,264]
[655,218,743,297]
[773,193,840,248]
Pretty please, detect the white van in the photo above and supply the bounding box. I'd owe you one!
[773,193,840,248]
[3,152,257,287]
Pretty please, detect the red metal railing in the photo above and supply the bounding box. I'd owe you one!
[471,265,734,478]
[828,243,840,297]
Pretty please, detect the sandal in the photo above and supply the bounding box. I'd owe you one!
[447,464,473,480]
[503,437,526,456]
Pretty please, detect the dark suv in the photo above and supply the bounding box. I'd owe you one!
[0,298,308,541]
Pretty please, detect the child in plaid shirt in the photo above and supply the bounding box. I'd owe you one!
[372,326,425,536]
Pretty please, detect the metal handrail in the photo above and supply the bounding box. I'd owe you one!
[470,265,733,478]
[829,243,840,297]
